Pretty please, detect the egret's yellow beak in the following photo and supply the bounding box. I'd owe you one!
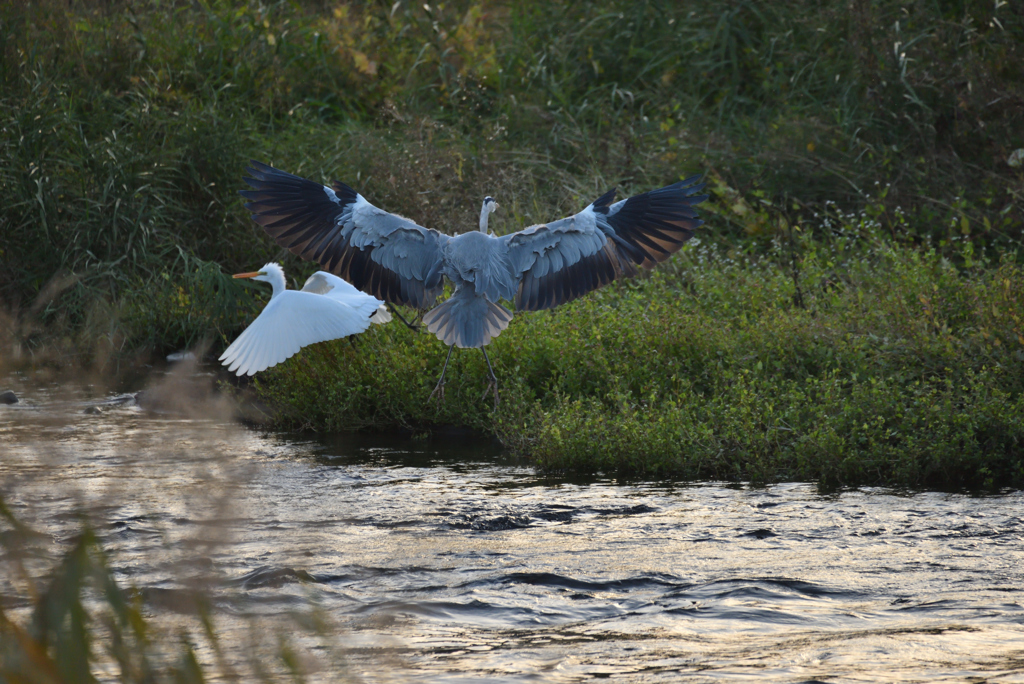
[233,271,265,279]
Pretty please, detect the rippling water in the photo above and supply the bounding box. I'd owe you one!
[2,370,1024,682]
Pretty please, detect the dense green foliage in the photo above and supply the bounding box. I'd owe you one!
[1,0,1022,485]
[2,0,1022,357]
[258,220,1024,488]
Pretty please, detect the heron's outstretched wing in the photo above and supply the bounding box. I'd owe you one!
[503,176,707,311]
[219,290,382,376]
[241,161,448,309]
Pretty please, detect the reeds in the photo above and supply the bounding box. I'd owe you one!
[0,362,358,681]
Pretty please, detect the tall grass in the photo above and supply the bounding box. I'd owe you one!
[0,360,358,681]
[1,0,1021,359]
[0,496,358,682]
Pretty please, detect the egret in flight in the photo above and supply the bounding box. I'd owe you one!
[240,162,706,403]
[220,263,390,377]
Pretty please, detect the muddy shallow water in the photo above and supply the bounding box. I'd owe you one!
[2,371,1023,682]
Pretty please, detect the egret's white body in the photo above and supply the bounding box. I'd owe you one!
[220,263,388,376]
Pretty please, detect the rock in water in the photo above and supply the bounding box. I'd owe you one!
[0,390,17,404]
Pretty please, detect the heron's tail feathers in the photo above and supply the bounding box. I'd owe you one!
[423,293,512,349]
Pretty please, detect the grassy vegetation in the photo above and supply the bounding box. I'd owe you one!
[2,0,1022,356]
[1,0,1023,485]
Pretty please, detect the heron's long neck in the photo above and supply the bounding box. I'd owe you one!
[479,204,490,233]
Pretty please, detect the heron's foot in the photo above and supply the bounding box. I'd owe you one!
[478,346,500,410]
[390,306,422,333]
[429,344,456,409]
[481,378,499,410]
[428,379,446,407]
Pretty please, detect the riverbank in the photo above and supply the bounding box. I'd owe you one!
[256,228,1024,489]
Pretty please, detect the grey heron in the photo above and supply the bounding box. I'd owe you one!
[220,262,390,377]
[240,162,706,404]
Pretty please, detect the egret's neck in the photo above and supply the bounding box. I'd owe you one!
[265,268,287,299]
[479,203,491,233]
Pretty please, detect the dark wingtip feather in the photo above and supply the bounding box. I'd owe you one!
[514,173,706,311]
[591,188,617,212]
[604,173,706,269]
[239,160,431,308]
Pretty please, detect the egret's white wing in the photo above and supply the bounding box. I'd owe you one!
[219,290,377,376]
[370,305,391,324]
[303,271,391,325]
[302,271,362,297]
[242,162,448,309]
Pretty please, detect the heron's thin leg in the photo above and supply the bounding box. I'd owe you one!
[480,347,499,410]
[428,344,456,406]
[388,304,421,332]
[347,335,359,350]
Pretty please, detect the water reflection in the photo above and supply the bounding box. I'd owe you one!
[2,371,1024,682]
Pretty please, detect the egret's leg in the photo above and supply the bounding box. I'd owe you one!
[388,304,421,332]
[480,347,499,409]
[428,344,456,405]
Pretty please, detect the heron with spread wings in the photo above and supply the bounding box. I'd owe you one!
[239,161,706,405]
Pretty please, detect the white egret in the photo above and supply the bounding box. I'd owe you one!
[220,262,389,377]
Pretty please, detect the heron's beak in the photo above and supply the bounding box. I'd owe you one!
[233,271,265,279]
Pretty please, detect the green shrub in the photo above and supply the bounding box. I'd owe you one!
[257,225,1024,488]
[2,0,1021,358]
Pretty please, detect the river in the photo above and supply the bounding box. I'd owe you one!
[2,368,1023,682]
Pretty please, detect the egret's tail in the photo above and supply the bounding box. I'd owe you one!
[422,292,512,349]
[371,304,392,324]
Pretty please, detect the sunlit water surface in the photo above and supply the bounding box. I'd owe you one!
[2,372,1024,682]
